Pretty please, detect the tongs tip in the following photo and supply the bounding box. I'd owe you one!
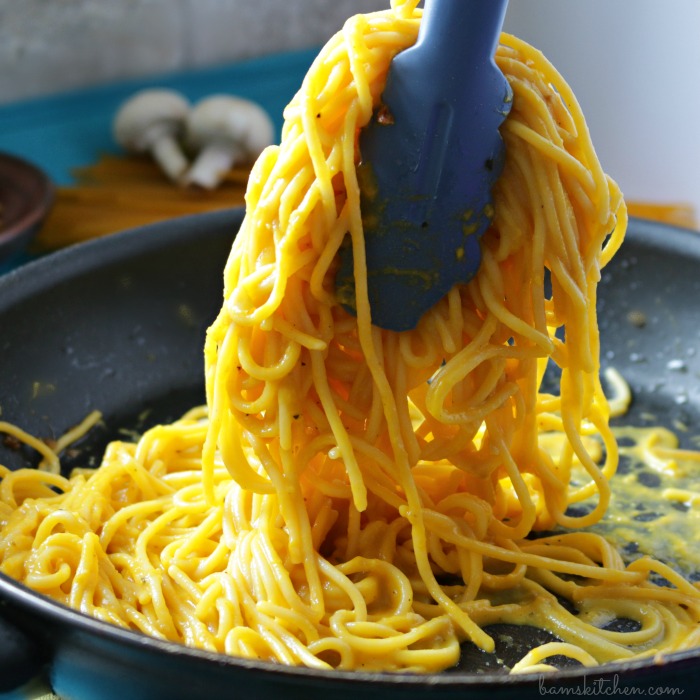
[336,0,512,332]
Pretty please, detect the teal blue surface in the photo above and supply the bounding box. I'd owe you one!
[0,48,317,185]
[0,48,317,275]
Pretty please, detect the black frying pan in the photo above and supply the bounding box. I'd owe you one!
[0,209,699,699]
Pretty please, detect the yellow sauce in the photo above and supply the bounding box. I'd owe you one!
[593,426,700,579]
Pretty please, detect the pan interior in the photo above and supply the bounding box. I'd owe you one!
[0,214,698,676]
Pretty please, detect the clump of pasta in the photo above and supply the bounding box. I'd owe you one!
[1,0,699,675]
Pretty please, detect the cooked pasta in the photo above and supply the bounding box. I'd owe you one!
[1,0,699,675]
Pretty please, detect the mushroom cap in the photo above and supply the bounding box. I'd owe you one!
[114,88,190,152]
[185,95,275,159]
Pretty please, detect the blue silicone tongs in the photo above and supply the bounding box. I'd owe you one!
[336,0,512,331]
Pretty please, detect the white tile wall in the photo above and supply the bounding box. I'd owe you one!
[0,0,383,104]
[504,0,700,217]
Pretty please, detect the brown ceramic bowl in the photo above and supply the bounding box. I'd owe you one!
[0,152,54,261]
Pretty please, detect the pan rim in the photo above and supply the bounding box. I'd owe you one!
[0,210,699,688]
[1,211,697,305]
[0,207,244,310]
[1,566,698,688]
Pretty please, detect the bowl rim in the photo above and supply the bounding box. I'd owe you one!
[0,151,55,251]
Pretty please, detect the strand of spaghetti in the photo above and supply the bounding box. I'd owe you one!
[511,642,599,673]
[0,422,60,474]
[600,193,627,267]
[0,467,70,508]
[503,34,611,224]
[503,116,596,196]
[421,510,641,582]
[50,410,103,459]
[573,586,700,608]
[488,432,537,540]
[69,531,100,612]
[309,349,366,511]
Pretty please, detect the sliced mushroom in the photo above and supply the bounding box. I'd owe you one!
[113,88,190,182]
[183,95,275,190]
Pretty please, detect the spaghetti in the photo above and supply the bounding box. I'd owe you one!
[1,0,699,675]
